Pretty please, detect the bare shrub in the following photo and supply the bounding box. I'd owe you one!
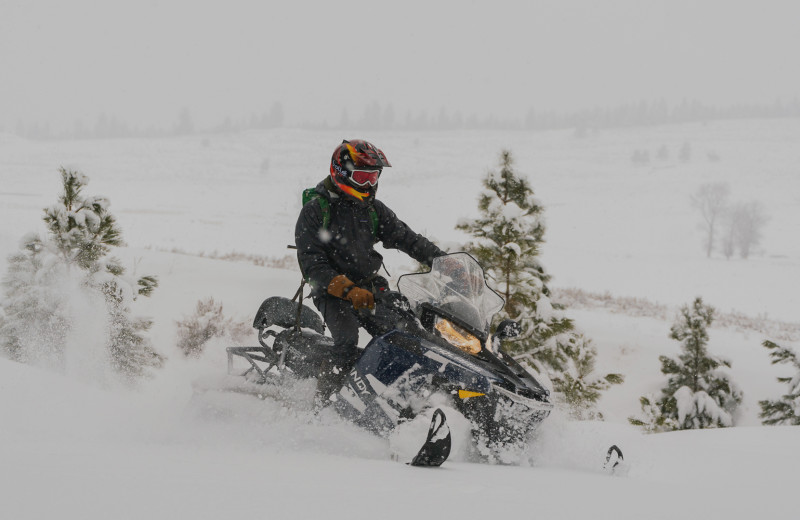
[176,297,250,357]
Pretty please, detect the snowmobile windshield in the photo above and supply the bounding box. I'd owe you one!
[397,253,504,338]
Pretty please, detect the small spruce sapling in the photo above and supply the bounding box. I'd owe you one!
[628,394,678,433]
[630,297,741,430]
[0,168,163,381]
[457,150,622,419]
[552,336,625,420]
[758,340,800,425]
[1,234,69,365]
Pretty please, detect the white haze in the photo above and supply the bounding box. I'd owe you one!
[1,119,799,519]
[2,0,800,130]
[2,2,800,516]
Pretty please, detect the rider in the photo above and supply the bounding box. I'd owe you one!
[295,139,445,404]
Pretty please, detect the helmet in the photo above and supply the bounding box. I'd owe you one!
[330,139,391,202]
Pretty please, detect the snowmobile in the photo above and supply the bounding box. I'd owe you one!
[225,253,554,464]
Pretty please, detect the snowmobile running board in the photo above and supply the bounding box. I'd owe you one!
[227,344,280,384]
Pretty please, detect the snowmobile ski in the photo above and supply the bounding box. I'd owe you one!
[409,408,451,467]
[603,444,624,474]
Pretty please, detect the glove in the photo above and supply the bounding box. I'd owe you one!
[345,286,375,310]
[327,274,375,310]
[327,274,354,298]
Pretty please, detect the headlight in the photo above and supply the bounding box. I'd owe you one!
[434,317,482,355]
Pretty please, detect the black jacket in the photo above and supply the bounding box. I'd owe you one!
[295,178,444,296]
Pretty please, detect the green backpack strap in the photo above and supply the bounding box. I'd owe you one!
[302,187,330,229]
[367,205,379,236]
[302,187,377,236]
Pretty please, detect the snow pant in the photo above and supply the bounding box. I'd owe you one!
[312,294,366,402]
[312,276,390,402]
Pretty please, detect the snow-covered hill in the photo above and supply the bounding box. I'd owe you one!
[1,122,799,518]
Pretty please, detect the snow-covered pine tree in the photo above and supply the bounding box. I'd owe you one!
[627,394,678,433]
[0,168,163,382]
[758,340,800,425]
[553,337,625,420]
[456,150,556,359]
[631,297,741,430]
[0,233,69,367]
[457,150,622,419]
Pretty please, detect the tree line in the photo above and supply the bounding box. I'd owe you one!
[9,97,800,140]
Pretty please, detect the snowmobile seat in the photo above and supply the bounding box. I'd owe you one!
[253,296,324,334]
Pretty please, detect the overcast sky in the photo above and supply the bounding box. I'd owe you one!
[2,0,799,130]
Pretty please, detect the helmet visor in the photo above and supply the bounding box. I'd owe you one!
[350,169,381,187]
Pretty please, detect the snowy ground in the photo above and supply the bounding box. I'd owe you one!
[1,121,798,518]
[3,353,797,519]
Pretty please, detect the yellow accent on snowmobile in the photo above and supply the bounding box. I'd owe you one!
[458,390,486,399]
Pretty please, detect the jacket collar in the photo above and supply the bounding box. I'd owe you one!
[320,177,338,199]
[320,176,377,207]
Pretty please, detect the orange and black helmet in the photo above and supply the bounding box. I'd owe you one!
[330,139,391,203]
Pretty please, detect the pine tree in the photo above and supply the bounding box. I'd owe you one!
[758,340,800,425]
[43,168,123,268]
[630,297,741,430]
[628,394,678,433]
[457,150,622,418]
[456,150,553,357]
[0,234,70,367]
[553,337,625,420]
[0,168,163,382]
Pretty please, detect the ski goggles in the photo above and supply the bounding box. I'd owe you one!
[349,169,381,187]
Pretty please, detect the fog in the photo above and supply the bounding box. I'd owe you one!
[2,0,799,132]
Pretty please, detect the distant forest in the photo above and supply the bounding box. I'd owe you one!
[9,98,800,140]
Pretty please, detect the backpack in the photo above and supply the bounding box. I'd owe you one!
[302,187,379,236]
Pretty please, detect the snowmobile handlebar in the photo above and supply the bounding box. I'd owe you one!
[354,289,423,338]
